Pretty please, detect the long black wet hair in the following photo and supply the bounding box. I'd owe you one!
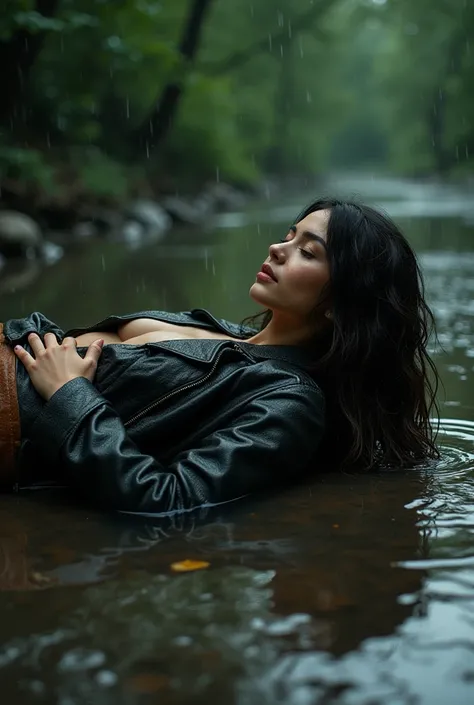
[242,197,440,470]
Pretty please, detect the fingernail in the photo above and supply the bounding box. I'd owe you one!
[14,345,21,351]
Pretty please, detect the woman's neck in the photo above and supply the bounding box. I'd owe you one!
[246,314,317,347]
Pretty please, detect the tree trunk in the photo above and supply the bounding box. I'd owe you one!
[132,0,214,156]
[428,30,465,175]
[0,0,59,127]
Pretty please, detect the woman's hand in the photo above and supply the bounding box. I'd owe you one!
[14,333,104,401]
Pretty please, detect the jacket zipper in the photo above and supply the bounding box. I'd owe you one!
[124,343,246,428]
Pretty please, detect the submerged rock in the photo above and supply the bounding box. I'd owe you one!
[124,199,172,237]
[161,194,214,225]
[73,206,122,239]
[0,210,43,258]
[204,182,248,211]
[161,183,248,225]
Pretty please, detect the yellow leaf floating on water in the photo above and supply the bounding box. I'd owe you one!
[170,559,210,572]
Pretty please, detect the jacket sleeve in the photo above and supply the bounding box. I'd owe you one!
[27,377,325,513]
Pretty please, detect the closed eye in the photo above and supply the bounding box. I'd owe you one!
[279,238,315,259]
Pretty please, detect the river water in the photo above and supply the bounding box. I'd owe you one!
[0,174,473,704]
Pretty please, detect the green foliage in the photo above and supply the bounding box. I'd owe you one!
[69,147,132,198]
[1,0,346,196]
[367,0,474,175]
[0,2,99,38]
[164,73,260,187]
[2,0,473,202]
[0,143,56,193]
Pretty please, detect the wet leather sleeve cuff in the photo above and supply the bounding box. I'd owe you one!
[29,377,106,456]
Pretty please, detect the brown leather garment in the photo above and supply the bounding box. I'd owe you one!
[0,323,21,489]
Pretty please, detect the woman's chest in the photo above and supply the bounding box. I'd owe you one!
[118,317,236,343]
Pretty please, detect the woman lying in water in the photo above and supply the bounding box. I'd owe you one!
[0,198,440,513]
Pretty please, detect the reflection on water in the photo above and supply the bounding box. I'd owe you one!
[0,472,430,703]
[0,176,473,703]
[0,435,473,704]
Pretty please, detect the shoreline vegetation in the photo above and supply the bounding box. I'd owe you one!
[2,0,474,266]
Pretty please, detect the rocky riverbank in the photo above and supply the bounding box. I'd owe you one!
[0,181,251,292]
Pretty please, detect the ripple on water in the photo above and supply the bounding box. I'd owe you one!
[399,418,474,563]
[422,252,474,355]
[430,418,474,478]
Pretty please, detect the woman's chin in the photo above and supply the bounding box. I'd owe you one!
[248,282,270,305]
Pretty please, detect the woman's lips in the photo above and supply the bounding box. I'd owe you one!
[257,263,277,282]
[256,271,276,283]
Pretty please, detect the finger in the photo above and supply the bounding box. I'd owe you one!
[85,339,104,366]
[62,336,77,349]
[44,332,59,348]
[27,333,45,356]
[14,344,37,370]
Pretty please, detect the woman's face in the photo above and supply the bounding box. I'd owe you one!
[249,209,331,324]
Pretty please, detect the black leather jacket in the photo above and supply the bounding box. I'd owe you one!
[6,308,325,514]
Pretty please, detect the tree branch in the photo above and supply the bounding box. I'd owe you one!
[131,0,214,154]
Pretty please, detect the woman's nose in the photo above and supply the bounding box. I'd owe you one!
[269,242,285,260]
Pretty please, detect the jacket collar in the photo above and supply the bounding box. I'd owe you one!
[238,341,314,369]
[189,309,315,368]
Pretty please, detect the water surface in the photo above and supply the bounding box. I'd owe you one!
[0,175,473,704]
